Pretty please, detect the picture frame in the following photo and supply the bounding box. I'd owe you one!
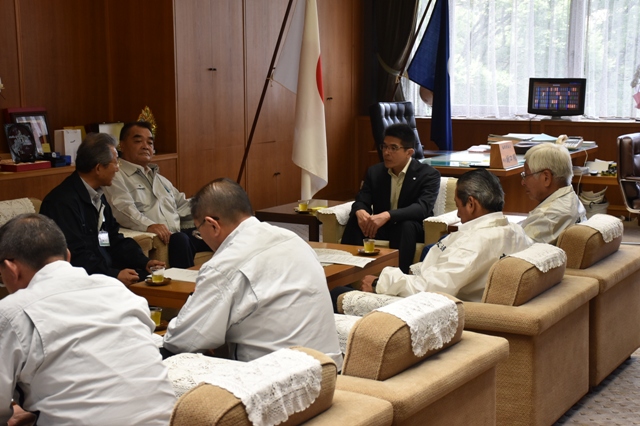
[3,107,51,155]
[4,122,37,163]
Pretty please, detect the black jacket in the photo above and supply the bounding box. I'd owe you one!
[351,159,441,223]
[40,171,149,278]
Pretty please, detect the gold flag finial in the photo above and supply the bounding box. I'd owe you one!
[138,106,157,137]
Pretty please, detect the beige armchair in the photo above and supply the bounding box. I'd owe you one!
[335,293,509,425]
[168,347,393,426]
[463,247,599,426]
[557,214,640,386]
[317,177,458,263]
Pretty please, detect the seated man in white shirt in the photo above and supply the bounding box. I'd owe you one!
[162,178,342,369]
[519,143,587,244]
[104,121,210,268]
[359,169,532,302]
[0,214,175,425]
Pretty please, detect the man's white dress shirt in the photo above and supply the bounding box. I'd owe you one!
[0,261,175,425]
[520,186,587,244]
[163,217,342,369]
[104,159,191,232]
[376,212,533,301]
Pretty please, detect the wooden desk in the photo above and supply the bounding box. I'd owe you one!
[129,242,399,308]
[254,200,346,241]
[426,147,598,213]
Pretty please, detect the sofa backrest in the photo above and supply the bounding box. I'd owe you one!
[482,245,566,306]
[169,347,337,426]
[342,293,464,381]
[556,215,623,269]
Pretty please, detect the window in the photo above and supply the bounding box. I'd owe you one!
[404,0,640,120]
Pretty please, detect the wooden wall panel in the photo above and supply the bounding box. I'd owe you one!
[17,0,110,133]
[243,0,298,209]
[0,0,21,154]
[316,0,362,201]
[106,0,177,154]
[174,0,245,197]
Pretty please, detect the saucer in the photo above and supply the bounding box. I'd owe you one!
[145,277,172,286]
[154,320,168,332]
[293,208,311,214]
[357,248,380,256]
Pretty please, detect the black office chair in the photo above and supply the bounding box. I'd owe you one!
[369,101,425,162]
[617,132,640,215]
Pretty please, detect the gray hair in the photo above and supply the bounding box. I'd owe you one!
[456,169,504,212]
[75,133,117,174]
[0,214,67,271]
[524,143,573,186]
[190,178,253,223]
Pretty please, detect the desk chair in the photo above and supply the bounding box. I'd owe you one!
[370,101,425,162]
[617,132,640,216]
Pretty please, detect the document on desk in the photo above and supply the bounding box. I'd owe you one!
[164,268,199,282]
[313,248,376,268]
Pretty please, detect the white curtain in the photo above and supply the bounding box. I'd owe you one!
[404,0,640,120]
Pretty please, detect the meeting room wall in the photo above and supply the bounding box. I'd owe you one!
[0,0,364,209]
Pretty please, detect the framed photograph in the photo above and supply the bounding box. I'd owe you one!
[4,107,51,155]
[4,123,37,163]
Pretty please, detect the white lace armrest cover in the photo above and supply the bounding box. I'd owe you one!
[164,349,322,426]
[577,213,623,243]
[375,292,458,357]
[341,291,403,316]
[317,201,354,226]
[0,198,35,226]
[509,243,567,273]
[334,314,361,354]
[424,209,460,225]
[119,228,157,239]
[433,177,450,216]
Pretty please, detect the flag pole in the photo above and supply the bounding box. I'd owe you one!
[237,0,296,184]
[390,0,434,100]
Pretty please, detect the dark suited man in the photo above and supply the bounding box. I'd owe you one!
[341,123,440,273]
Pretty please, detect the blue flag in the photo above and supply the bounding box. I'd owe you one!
[407,0,452,151]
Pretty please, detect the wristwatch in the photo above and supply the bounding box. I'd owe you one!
[371,278,379,292]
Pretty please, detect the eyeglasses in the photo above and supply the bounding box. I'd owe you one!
[520,170,544,180]
[192,216,220,240]
[379,144,406,153]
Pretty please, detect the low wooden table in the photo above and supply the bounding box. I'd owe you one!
[254,200,346,242]
[130,242,399,308]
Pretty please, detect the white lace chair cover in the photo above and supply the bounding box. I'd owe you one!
[341,291,402,316]
[509,243,566,273]
[433,177,451,216]
[317,201,354,225]
[424,209,460,226]
[164,349,322,426]
[376,292,459,357]
[334,314,361,354]
[578,213,623,243]
[0,198,35,226]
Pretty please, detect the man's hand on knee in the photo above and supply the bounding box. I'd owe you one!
[366,212,391,236]
[147,224,172,245]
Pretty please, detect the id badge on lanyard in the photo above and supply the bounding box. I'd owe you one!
[97,204,110,247]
